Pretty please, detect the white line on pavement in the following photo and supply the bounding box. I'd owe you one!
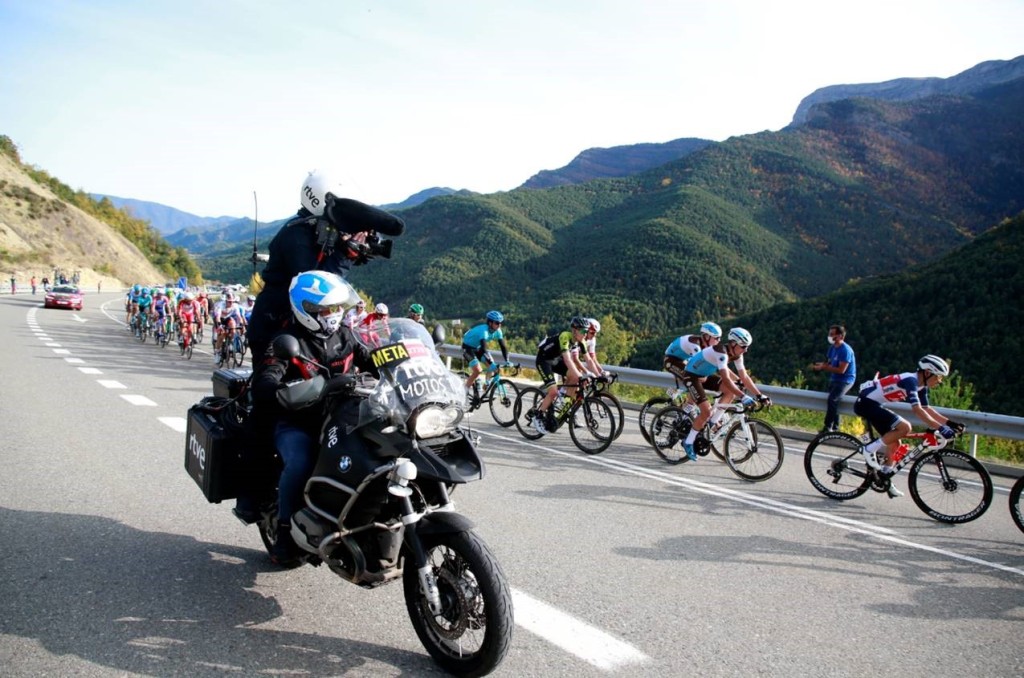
[65,358,85,364]
[159,417,188,433]
[79,367,103,375]
[512,588,649,670]
[97,380,127,389]
[52,348,70,355]
[488,431,1024,578]
[121,394,158,407]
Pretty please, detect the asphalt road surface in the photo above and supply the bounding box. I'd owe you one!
[1,292,1022,677]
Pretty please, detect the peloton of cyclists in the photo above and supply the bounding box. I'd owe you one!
[678,327,770,461]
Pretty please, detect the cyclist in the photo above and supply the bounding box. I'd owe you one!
[214,293,247,364]
[136,287,153,330]
[243,295,256,324]
[571,318,610,379]
[679,327,769,461]
[195,291,210,336]
[408,303,425,324]
[532,316,590,435]
[461,311,511,394]
[343,299,367,328]
[125,283,143,327]
[853,355,965,496]
[663,322,722,398]
[152,290,172,340]
[176,292,199,345]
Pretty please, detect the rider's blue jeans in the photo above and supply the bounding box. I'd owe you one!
[274,421,317,524]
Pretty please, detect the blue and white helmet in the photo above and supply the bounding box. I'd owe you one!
[486,310,504,323]
[728,327,752,347]
[700,321,722,339]
[288,271,361,338]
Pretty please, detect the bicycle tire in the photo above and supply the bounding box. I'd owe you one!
[232,335,245,367]
[593,391,625,440]
[1010,475,1024,535]
[185,342,193,360]
[513,387,546,440]
[649,406,691,465]
[488,378,519,428]
[638,396,671,444]
[804,431,871,500]
[568,396,615,455]
[723,418,784,482]
[907,448,993,524]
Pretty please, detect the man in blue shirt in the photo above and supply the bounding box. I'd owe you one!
[813,324,856,433]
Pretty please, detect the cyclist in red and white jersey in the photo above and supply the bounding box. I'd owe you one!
[853,355,966,494]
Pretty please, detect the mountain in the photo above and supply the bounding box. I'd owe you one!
[92,194,240,235]
[0,145,170,288]
[632,210,1024,417]
[519,138,714,189]
[790,54,1024,126]
[380,187,477,211]
[166,216,288,254]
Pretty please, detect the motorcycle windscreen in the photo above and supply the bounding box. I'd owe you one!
[354,318,466,429]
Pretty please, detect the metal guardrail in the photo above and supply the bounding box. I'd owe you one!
[438,345,1024,442]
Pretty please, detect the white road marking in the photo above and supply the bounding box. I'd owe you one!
[121,394,158,407]
[489,431,1024,578]
[65,358,85,364]
[512,588,649,670]
[52,348,70,355]
[72,314,87,323]
[45,342,61,347]
[159,417,188,433]
[79,367,103,374]
[97,380,127,389]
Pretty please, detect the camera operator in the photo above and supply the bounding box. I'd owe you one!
[247,170,405,363]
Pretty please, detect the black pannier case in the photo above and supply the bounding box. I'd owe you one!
[211,367,252,399]
[185,401,243,503]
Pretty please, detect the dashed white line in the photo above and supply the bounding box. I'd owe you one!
[159,417,188,433]
[97,380,127,389]
[79,367,103,375]
[513,588,649,670]
[65,358,85,364]
[52,348,70,355]
[45,342,61,347]
[121,394,158,407]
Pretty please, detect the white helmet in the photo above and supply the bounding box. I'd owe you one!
[300,170,342,216]
[587,318,601,333]
[918,354,950,377]
[375,302,389,315]
[288,271,361,338]
[728,327,752,347]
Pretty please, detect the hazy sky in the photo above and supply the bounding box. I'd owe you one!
[2,0,1021,221]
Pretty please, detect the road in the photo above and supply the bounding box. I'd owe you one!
[1,292,1022,677]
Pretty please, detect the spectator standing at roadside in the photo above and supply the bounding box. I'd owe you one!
[813,324,856,432]
[30,276,37,294]
[9,275,15,294]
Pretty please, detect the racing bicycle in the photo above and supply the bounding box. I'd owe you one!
[804,425,993,524]
[513,376,616,455]
[457,362,521,427]
[1010,474,1024,534]
[648,399,785,481]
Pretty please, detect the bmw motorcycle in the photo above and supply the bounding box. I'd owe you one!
[210,319,513,676]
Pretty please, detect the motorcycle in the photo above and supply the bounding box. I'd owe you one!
[187,318,513,676]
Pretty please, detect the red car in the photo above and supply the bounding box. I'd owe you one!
[44,284,84,311]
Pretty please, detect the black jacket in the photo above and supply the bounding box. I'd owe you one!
[252,325,377,433]
[248,200,405,355]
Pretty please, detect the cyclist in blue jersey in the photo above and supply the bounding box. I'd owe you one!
[461,311,510,392]
[853,355,965,495]
[152,290,171,339]
[125,284,143,327]
[214,293,247,364]
[679,327,769,461]
[663,322,722,397]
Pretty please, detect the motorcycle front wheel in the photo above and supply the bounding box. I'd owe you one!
[404,530,513,677]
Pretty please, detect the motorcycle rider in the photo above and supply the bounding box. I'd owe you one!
[247,170,405,362]
[250,270,377,566]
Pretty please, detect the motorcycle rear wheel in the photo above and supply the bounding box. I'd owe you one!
[403,530,513,677]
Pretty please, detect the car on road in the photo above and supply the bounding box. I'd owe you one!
[44,284,83,311]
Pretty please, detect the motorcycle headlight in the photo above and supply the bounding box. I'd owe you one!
[412,404,463,439]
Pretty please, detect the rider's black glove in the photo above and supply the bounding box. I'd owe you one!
[945,419,966,434]
[757,394,772,407]
[325,373,356,395]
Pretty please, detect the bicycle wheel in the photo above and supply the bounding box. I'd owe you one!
[638,396,671,444]
[232,335,245,367]
[593,392,625,440]
[1010,475,1024,535]
[908,449,993,523]
[723,417,784,482]
[185,341,193,360]
[804,432,871,500]
[649,406,691,464]
[488,379,519,427]
[568,396,615,455]
[513,387,546,440]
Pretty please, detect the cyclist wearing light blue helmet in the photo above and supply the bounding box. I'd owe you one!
[461,310,510,392]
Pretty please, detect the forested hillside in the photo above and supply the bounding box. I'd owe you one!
[633,211,1024,416]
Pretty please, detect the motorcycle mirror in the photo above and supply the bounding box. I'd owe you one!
[272,334,301,360]
[431,323,447,345]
